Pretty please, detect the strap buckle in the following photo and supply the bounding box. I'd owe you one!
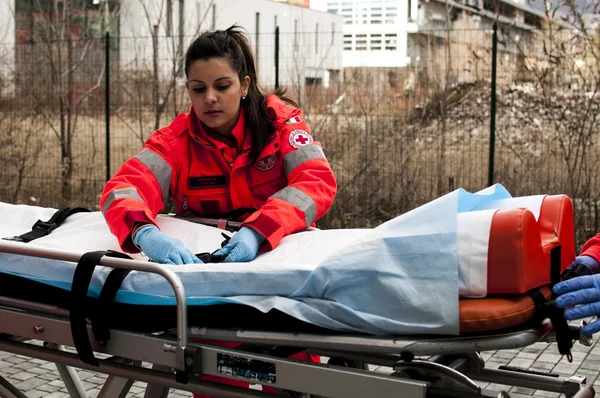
[561,263,592,280]
[32,219,58,234]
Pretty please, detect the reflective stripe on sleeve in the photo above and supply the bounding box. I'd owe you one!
[102,187,144,214]
[271,186,317,226]
[283,144,326,176]
[135,149,172,207]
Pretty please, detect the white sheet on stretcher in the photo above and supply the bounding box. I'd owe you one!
[0,184,543,335]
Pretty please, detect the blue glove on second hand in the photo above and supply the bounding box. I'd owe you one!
[553,273,600,335]
[567,255,600,274]
[213,227,265,263]
[133,224,203,265]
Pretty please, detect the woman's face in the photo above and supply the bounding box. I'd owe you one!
[186,57,250,136]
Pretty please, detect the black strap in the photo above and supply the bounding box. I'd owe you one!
[547,245,574,359]
[195,232,232,263]
[91,268,133,344]
[5,207,90,243]
[525,288,547,307]
[70,250,131,366]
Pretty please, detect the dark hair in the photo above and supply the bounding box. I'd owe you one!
[185,25,297,164]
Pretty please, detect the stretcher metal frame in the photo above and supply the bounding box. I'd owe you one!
[0,240,596,398]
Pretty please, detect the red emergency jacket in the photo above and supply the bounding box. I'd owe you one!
[581,234,600,264]
[100,95,337,252]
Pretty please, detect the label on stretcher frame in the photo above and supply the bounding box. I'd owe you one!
[217,353,277,383]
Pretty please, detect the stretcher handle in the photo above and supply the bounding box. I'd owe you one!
[0,240,189,370]
[170,214,242,231]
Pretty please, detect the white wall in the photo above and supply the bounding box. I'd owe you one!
[118,0,344,88]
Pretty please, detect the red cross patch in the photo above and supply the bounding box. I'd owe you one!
[289,129,313,149]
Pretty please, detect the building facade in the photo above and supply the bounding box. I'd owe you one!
[119,0,344,89]
[312,0,418,67]
[312,0,556,69]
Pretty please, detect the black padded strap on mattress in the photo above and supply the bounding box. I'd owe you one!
[546,245,574,360]
[70,250,132,367]
[5,207,90,243]
[92,267,133,344]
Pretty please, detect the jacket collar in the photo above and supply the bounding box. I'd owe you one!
[189,106,250,151]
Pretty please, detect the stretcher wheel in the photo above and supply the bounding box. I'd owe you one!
[327,357,369,370]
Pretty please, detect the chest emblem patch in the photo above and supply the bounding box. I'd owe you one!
[254,154,277,171]
[289,129,313,149]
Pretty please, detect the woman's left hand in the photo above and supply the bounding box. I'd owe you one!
[213,227,265,262]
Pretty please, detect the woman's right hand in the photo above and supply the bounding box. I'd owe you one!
[133,225,203,265]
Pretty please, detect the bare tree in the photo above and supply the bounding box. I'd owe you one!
[113,0,214,148]
[14,0,119,205]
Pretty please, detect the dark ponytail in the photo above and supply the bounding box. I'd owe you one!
[185,25,297,164]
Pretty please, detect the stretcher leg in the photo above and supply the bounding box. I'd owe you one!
[144,364,171,398]
[98,375,135,398]
[0,374,28,398]
[48,343,89,398]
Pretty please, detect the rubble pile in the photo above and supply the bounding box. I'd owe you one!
[411,80,600,157]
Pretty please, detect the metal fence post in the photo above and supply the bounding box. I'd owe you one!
[274,26,280,89]
[105,31,111,182]
[488,22,498,187]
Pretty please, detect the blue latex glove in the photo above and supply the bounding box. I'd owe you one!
[213,227,265,263]
[567,255,600,274]
[553,274,600,335]
[133,224,203,265]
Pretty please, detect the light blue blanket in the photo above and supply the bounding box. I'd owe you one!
[0,185,511,335]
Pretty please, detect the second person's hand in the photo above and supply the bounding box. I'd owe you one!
[553,274,600,335]
[134,224,203,265]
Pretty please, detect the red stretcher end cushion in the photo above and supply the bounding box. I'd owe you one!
[487,195,575,295]
[459,195,575,333]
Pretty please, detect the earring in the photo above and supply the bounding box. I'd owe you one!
[242,96,246,100]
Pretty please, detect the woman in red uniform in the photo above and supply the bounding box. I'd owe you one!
[100,25,336,396]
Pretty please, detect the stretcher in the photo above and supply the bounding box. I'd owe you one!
[0,189,596,398]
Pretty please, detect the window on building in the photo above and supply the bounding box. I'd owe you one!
[331,22,335,44]
[315,23,318,53]
[166,0,173,36]
[305,77,322,86]
[255,12,260,69]
[385,33,397,50]
[294,19,298,51]
[211,3,216,30]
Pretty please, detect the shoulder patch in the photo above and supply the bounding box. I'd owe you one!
[285,116,303,124]
[289,129,313,149]
[254,154,277,171]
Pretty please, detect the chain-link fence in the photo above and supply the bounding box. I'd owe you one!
[0,26,598,249]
